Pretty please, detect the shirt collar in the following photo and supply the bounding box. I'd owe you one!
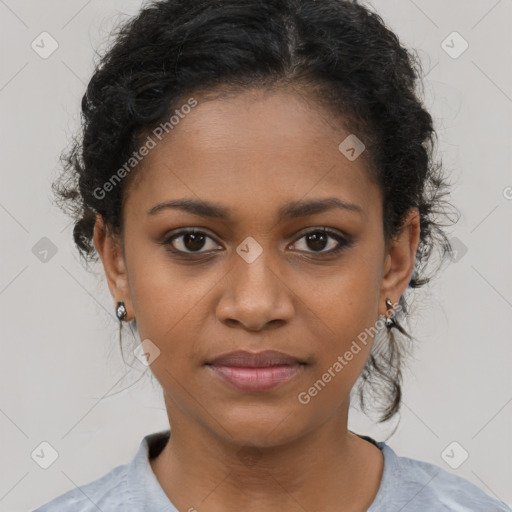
[126,429,176,511]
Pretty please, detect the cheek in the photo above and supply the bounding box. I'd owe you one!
[315,255,382,334]
[125,255,227,393]
[297,309,377,418]
[129,271,208,350]
[124,238,211,338]
[305,261,382,387]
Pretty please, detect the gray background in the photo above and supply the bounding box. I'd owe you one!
[1,1,511,510]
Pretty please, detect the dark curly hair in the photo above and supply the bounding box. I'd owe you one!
[53,0,459,423]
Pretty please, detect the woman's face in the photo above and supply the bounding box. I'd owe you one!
[95,87,419,447]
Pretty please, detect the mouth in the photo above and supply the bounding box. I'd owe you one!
[205,350,306,392]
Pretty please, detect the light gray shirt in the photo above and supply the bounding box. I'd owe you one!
[32,429,510,511]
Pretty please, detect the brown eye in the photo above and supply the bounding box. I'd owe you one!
[305,231,330,251]
[164,230,221,254]
[291,228,352,256]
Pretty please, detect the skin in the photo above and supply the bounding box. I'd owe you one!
[94,86,420,511]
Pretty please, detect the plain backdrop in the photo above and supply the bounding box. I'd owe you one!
[1,1,511,510]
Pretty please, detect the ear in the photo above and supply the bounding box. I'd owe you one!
[379,207,420,316]
[93,214,134,320]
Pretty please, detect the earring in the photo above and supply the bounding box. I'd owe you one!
[116,301,127,321]
[116,301,127,346]
[385,298,395,329]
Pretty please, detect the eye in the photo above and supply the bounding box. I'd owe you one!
[163,229,221,254]
[161,227,352,257]
[290,228,352,256]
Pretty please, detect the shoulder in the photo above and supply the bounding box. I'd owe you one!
[32,462,130,511]
[31,430,171,512]
[370,443,511,512]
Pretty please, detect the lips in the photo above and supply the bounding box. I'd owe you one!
[206,349,304,367]
[205,350,305,392]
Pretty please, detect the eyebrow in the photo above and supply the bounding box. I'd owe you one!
[147,197,364,221]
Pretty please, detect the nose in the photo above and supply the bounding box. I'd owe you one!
[216,249,295,332]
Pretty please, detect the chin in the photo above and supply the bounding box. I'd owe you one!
[212,407,311,449]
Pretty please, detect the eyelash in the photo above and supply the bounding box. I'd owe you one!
[161,228,353,258]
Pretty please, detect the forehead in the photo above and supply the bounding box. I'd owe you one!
[123,87,381,222]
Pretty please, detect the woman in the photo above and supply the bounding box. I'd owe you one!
[34,0,510,510]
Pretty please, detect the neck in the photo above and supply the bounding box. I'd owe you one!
[150,397,384,512]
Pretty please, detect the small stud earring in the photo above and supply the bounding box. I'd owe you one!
[116,301,127,321]
[116,301,127,347]
[385,298,395,329]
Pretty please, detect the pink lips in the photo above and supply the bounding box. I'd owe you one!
[206,350,304,392]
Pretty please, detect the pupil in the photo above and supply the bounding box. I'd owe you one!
[184,232,205,251]
[307,232,327,251]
